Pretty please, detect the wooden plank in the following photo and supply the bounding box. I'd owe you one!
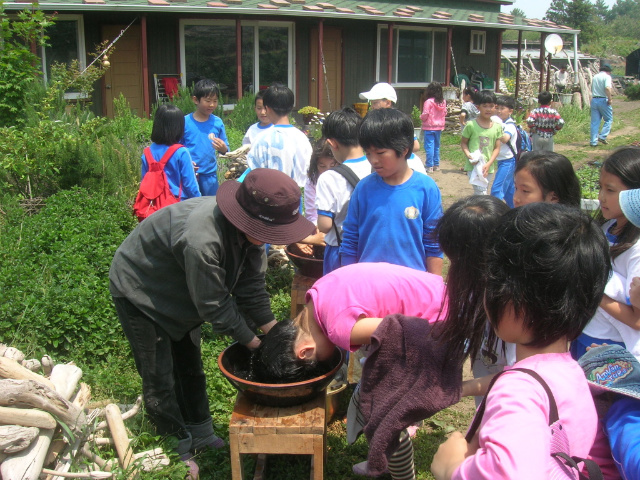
[274,403,304,435]
[251,403,279,435]
[236,433,315,454]
[229,394,257,434]
[299,397,325,435]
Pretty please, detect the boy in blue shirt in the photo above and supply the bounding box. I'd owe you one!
[247,83,312,188]
[340,108,443,275]
[181,79,229,196]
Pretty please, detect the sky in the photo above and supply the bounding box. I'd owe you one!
[507,0,618,20]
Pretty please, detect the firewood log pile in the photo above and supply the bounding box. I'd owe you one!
[444,98,463,134]
[220,144,250,180]
[0,343,169,479]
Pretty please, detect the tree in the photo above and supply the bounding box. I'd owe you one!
[0,5,54,127]
[545,0,601,44]
[510,7,526,18]
[594,0,612,21]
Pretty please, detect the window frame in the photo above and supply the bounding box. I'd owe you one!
[470,30,486,55]
[375,25,446,88]
[40,14,87,99]
[178,19,295,105]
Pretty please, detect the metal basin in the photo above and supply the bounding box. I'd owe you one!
[218,341,344,407]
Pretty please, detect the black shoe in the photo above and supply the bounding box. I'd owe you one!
[598,138,609,145]
[590,144,598,147]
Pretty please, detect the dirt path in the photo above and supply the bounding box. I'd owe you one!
[420,97,640,204]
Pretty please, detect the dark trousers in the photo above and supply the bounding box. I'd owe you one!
[112,296,210,454]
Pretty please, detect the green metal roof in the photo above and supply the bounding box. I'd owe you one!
[3,0,579,34]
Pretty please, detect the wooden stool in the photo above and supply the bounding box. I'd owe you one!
[229,392,326,480]
[290,272,317,319]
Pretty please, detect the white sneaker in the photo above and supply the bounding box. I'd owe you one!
[427,167,434,173]
[434,166,440,171]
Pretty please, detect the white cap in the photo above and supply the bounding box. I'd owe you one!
[359,82,397,103]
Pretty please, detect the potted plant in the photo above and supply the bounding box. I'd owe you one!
[298,106,320,125]
[411,105,422,142]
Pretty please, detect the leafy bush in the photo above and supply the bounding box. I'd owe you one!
[0,188,136,363]
[576,164,601,199]
[624,83,640,101]
[226,93,259,134]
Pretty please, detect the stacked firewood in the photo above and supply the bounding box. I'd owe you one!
[444,98,463,134]
[220,144,250,180]
[0,343,169,479]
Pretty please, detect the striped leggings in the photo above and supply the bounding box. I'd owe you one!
[347,383,416,480]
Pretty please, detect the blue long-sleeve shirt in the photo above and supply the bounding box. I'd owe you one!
[340,171,443,271]
[141,143,201,200]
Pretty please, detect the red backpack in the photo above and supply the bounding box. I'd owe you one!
[133,144,183,222]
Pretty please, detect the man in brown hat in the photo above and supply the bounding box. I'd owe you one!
[109,168,315,477]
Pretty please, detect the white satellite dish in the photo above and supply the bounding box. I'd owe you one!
[544,34,564,55]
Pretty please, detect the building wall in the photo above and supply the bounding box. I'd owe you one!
[451,27,501,88]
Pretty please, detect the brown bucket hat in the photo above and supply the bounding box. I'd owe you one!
[217,168,315,245]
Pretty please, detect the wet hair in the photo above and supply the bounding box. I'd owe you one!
[359,108,413,160]
[496,95,515,110]
[601,147,640,258]
[151,104,185,145]
[538,91,552,105]
[425,82,444,104]
[262,83,294,117]
[192,79,221,100]
[307,138,335,185]
[463,87,478,103]
[254,89,266,105]
[484,204,611,346]
[434,196,510,365]
[253,319,317,383]
[476,90,496,105]
[515,152,582,207]
[322,107,362,147]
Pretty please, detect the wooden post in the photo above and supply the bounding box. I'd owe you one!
[236,19,243,99]
[445,27,452,85]
[539,33,547,92]
[141,15,150,118]
[387,22,394,83]
[318,19,324,111]
[546,53,552,92]
[515,30,522,100]
[496,31,503,92]
[105,404,133,470]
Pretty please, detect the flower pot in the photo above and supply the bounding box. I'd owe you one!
[302,113,315,125]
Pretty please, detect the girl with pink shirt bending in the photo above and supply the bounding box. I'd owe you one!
[431,203,613,480]
[420,82,447,173]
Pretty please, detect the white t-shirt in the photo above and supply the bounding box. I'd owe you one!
[583,219,640,358]
[408,153,427,174]
[497,119,517,161]
[242,122,273,146]
[247,124,312,188]
[315,156,371,246]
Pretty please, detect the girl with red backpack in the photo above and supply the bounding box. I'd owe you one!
[134,104,201,221]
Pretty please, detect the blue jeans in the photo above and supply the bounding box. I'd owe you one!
[423,130,442,168]
[323,244,341,275]
[197,172,219,196]
[590,97,613,145]
[112,296,213,455]
[491,158,516,208]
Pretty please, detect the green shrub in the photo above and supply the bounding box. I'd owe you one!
[226,93,259,133]
[576,164,601,199]
[624,83,640,101]
[0,188,136,363]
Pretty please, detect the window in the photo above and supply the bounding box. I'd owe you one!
[376,26,446,87]
[470,30,486,55]
[180,20,293,103]
[41,15,86,98]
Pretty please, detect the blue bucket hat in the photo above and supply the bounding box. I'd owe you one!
[578,344,640,401]
[620,188,640,228]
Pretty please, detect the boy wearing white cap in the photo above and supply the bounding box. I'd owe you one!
[359,82,426,174]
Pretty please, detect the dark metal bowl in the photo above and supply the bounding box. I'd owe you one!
[285,243,324,279]
[218,341,344,407]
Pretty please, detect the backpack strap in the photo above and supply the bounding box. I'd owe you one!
[143,144,184,199]
[465,368,603,480]
[328,164,361,246]
[504,119,518,160]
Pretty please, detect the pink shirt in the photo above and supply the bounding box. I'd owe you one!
[453,352,607,480]
[305,262,446,351]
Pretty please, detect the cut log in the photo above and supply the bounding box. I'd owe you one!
[41,355,54,376]
[21,358,41,372]
[0,357,55,390]
[0,364,82,480]
[0,425,39,453]
[0,379,85,430]
[0,405,56,429]
[105,404,133,470]
[0,345,26,363]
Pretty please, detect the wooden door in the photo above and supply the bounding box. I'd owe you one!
[309,26,342,111]
[102,25,144,118]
